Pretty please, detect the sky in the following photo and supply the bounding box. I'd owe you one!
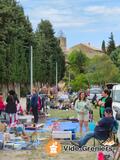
[18,0,120,49]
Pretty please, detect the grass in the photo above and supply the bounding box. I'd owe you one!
[48,106,100,122]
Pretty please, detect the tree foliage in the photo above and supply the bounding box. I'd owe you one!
[34,20,65,85]
[0,1,65,90]
[107,32,116,55]
[68,50,88,74]
[0,0,33,85]
[86,55,119,85]
[101,40,106,53]
[110,47,120,70]
[70,74,88,91]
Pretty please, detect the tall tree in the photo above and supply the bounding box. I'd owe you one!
[101,40,106,53]
[107,32,116,55]
[110,47,120,70]
[0,0,33,88]
[34,20,65,85]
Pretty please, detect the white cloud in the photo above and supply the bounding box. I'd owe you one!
[81,28,98,32]
[84,6,120,15]
[26,6,94,29]
[17,0,29,2]
[19,0,120,31]
[18,0,96,29]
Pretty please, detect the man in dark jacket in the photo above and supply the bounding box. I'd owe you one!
[98,89,112,118]
[30,88,38,124]
[71,108,114,147]
[103,89,112,108]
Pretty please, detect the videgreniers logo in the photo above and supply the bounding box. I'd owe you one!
[45,139,62,156]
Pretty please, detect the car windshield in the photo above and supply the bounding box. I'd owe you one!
[90,89,102,94]
[113,90,120,102]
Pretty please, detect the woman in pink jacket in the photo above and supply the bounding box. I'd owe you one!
[0,93,5,115]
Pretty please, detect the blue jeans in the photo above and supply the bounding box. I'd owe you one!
[78,131,105,147]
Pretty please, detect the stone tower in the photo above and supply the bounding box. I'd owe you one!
[58,31,67,53]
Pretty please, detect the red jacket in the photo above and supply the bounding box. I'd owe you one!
[0,96,5,110]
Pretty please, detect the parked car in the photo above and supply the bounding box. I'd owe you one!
[106,83,118,90]
[87,87,102,102]
[112,84,120,143]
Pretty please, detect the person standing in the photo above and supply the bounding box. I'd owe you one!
[8,90,19,104]
[103,89,112,108]
[26,93,31,114]
[75,91,91,134]
[98,89,112,118]
[98,91,106,118]
[30,88,39,124]
[0,93,5,115]
[5,91,17,124]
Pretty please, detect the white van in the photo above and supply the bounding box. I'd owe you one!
[112,84,120,143]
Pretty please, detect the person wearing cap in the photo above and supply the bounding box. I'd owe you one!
[71,108,114,147]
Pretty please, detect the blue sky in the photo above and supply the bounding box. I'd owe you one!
[18,0,120,49]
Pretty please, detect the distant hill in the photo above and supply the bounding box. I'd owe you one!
[66,43,104,58]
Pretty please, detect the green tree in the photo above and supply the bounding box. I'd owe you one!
[0,0,33,91]
[110,47,120,69]
[70,74,88,91]
[68,50,88,75]
[101,40,106,53]
[107,32,116,55]
[34,20,65,85]
[86,55,119,85]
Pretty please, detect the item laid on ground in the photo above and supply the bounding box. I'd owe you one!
[0,123,6,132]
[18,115,34,123]
[97,151,114,160]
[38,137,48,141]
[102,139,115,146]
[4,140,29,150]
[0,132,4,149]
[4,134,41,150]
[52,130,72,140]
[97,151,105,160]
[36,123,45,128]
[4,133,10,142]
[57,118,79,122]
[25,123,44,130]
[21,133,30,142]
[25,126,36,130]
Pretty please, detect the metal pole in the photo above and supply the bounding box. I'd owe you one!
[69,71,70,86]
[56,61,58,91]
[30,46,33,94]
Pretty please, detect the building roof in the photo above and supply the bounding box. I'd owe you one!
[66,43,104,58]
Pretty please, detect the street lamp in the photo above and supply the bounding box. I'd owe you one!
[56,61,58,91]
[23,45,33,94]
[30,46,33,94]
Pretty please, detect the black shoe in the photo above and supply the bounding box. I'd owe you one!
[71,140,81,147]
